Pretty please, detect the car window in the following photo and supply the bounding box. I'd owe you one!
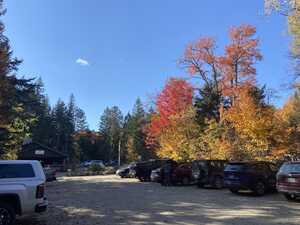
[280,163,300,173]
[224,164,246,171]
[0,164,35,178]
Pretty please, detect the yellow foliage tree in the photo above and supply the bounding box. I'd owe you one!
[198,119,228,160]
[157,107,202,161]
[220,86,282,160]
[276,90,300,158]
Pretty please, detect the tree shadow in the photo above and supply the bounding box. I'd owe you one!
[17,175,300,225]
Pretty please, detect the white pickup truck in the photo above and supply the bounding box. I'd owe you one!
[0,160,48,225]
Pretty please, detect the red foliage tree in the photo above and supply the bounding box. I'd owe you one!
[146,78,194,144]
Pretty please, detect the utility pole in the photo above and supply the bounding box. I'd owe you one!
[118,138,121,167]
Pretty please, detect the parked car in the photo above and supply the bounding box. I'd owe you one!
[277,161,300,201]
[224,161,278,196]
[135,159,173,182]
[0,160,48,225]
[43,166,56,182]
[192,160,227,189]
[116,163,136,178]
[150,168,162,183]
[171,163,192,185]
[81,160,92,167]
[82,160,105,168]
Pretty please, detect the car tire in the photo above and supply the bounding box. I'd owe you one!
[0,203,15,225]
[229,188,239,194]
[254,181,266,196]
[284,193,297,201]
[182,177,190,186]
[213,176,224,189]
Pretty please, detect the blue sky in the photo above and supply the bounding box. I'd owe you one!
[4,0,291,130]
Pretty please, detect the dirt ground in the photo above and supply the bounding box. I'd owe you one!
[17,175,300,225]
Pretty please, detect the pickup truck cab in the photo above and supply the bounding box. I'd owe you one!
[0,160,48,225]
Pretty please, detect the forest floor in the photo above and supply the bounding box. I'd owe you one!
[17,175,300,225]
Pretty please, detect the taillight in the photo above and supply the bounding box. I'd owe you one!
[36,183,45,199]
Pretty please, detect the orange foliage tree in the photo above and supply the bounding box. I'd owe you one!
[181,37,220,89]
[220,25,262,102]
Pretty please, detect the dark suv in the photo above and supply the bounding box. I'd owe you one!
[171,163,192,185]
[135,159,173,182]
[192,160,227,189]
[224,161,278,196]
[277,161,300,201]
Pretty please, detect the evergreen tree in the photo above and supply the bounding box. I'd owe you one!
[194,83,222,127]
[31,78,55,146]
[0,1,38,159]
[123,98,153,162]
[75,108,88,131]
[52,99,69,153]
[99,106,123,162]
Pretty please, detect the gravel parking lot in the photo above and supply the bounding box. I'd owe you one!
[17,175,300,225]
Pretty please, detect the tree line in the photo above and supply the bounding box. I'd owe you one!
[1,0,300,163]
[0,0,153,163]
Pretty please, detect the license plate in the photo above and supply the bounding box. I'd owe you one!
[288,178,296,183]
[229,175,235,179]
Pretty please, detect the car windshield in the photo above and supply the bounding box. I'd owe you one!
[280,163,300,173]
[193,161,206,168]
[225,164,248,172]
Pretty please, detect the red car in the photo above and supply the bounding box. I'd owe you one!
[171,163,192,185]
[277,161,300,201]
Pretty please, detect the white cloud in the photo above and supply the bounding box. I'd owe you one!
[76,58,89,66]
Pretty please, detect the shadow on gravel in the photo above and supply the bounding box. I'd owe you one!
[17,176,300,225]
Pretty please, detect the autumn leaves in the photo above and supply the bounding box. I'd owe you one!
[146,24,296,162]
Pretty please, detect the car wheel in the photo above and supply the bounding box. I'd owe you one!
[213,176,224,189]
[229,188,239,194]
[254,181,266,196]
[284,193,297,201]
[0,203,15,225]
[182,177,190,186]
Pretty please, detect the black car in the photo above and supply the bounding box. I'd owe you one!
[135,159,173,182]
[192,160,227,189]
[224,161,278,196]
[116,163,136,178]
[150,167,162,182]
